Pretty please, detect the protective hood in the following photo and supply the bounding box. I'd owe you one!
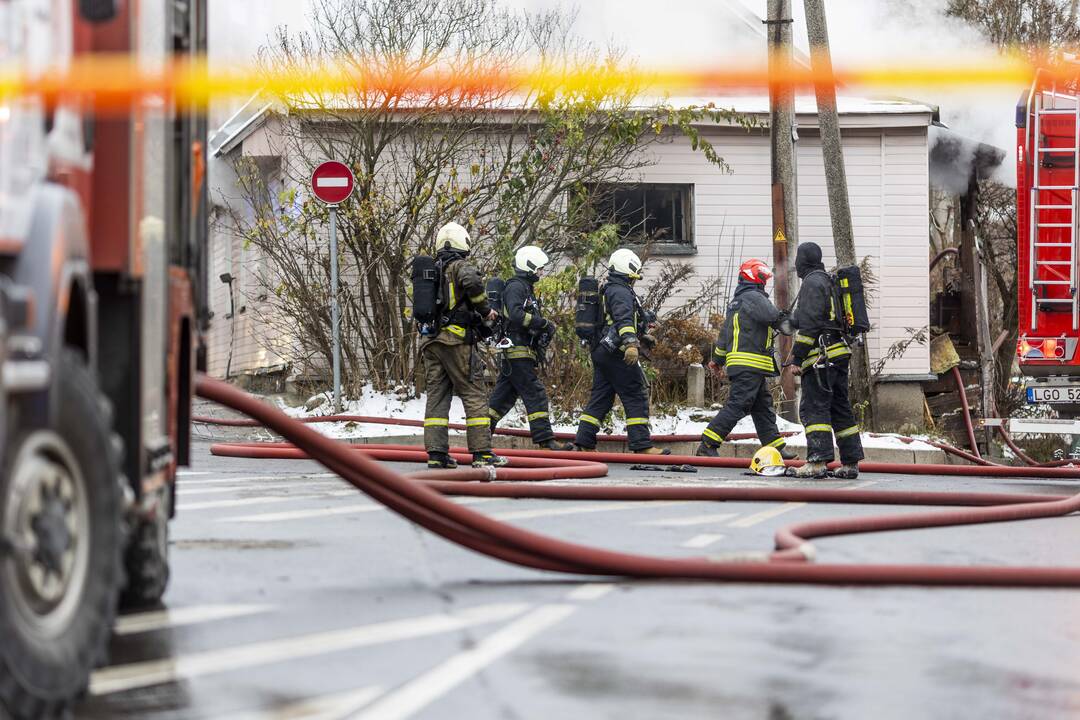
[514,268,539,284]
[796,242,825,279]
[436,247,468,263]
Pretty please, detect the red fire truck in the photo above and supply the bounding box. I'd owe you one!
[0,0,207,716]
[1017,68,1080,409]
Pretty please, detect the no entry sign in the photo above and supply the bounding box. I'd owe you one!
[310,161,356,205]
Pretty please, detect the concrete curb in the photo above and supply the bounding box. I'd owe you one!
[191,423,957,465]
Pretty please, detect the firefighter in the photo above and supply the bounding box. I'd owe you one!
[488,246,574,451]
[695,258,797,460]
[789,241,864,479]
[574,248,670,455]
[421,222,509,469]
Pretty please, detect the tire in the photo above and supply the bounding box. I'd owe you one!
[119,489,170,608]
[0,349,125,720]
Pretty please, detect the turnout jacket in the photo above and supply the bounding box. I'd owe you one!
[602,274,644,350]
[425,249,491,347]
[713,278,780,376]
[791,243,851,370]
[502,270,549,358]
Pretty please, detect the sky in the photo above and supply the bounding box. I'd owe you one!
[209,0,1017,178]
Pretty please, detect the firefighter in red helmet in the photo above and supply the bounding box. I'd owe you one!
[696,258,797,461]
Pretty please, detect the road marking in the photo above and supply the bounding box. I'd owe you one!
[179,473,339,486]
[180,481,344,497]
[681,533,726,549]
[640,512,739,527]
[353,604,577,720]
[728,502,807,528]
[564,583,615,601]
[178,491,358,511]
[217,686,384,720]
[492,501,685,521]
[847,480,879,490]
[220,497,496,523]
[114,604,272,636]
[177,470,211,476]
[90,603,529,696]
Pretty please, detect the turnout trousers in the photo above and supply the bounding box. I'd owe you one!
[421,341,492,454]
[488,355,555,444]
[799,358,865,464]
[575,346,653,451]
[702,370,787,449]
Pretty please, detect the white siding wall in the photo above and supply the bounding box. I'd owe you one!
[636,124,930,376]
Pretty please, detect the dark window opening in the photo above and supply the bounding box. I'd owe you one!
[586,183,693,247]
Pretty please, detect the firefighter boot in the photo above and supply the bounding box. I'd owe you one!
[574,445,597,452]
[427,452,458,469]
[833,464,859,480]
[695,441,721,457]
[472,452,510,468]
[778,446,799,461]
[636,447,671,456]
[795,461,829,479]
[540,439,575,451]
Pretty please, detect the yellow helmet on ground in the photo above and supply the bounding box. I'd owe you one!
[750,446,787,476]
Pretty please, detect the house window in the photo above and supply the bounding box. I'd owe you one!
[588,183,694,253]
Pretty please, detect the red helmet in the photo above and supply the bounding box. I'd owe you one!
[739,258,773,284]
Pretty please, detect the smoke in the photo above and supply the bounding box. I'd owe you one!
[785,0,1019,185]
[929,125,1008,194]
[211,0,1024,186]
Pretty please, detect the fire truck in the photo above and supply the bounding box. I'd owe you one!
[1017,68,1080,411]
[0,0,207,716]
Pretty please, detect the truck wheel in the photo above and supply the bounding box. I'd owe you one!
[0,350,124,720]
[120,488,170,608]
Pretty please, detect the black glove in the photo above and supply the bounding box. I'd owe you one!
[543,319,557,337]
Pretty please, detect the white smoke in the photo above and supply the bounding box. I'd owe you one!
[212,0,1023,184]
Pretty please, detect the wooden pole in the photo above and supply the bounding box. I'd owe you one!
[803,0,875,428]
[768,0,799,420]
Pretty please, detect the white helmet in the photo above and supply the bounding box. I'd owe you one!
[608,248,643,279]
[436,222,471,252]
[515,245,549,274]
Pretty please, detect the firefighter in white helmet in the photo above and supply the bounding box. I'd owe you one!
[487,246,574,451]
[574,248,669,455]
[420,222,509,469]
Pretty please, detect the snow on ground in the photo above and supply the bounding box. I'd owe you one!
[284,385,939,451]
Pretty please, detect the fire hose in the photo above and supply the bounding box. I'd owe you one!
[195,375,1080,587]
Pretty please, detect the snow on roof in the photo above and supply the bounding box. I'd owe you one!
[211,89,934,156]
[657,94,937,116]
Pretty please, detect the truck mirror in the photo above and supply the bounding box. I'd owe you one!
[78,0,120,23]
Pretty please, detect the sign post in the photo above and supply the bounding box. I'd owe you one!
[310,160,356,412]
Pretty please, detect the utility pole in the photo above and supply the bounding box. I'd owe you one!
[767,0,799,420]
[803,0,875,428]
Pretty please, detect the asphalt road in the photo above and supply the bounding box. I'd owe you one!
[77,440,1080,720]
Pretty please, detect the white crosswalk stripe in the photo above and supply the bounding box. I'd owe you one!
[114,604,272,636]
[90,603,530,696]
[219,497,496,523]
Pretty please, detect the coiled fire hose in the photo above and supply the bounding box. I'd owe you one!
[195,375,1080,586]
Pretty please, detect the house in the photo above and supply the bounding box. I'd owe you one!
[206,92,936,421]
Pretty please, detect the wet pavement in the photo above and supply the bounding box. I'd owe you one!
[76,440,1080,719]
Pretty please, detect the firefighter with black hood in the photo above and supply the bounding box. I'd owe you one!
[420,222,509,469]
[789,241,864,479]
[487,246,574,451]
[695,258,797,460]
[574,249,670,455]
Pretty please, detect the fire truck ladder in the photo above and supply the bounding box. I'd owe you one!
[1029,83,1080,330]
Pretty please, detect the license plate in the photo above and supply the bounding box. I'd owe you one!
[1027,386,1080,403]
